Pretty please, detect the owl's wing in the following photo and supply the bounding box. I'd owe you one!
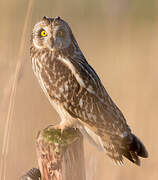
[61,54,131,134]
[59,54,149,165]
[56,55,135,163]
[41,54,147,165]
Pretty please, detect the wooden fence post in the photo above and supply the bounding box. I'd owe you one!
[20,127,86,180]
[36,127,86,180]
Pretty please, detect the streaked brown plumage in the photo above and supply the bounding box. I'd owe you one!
[30,16,148,165]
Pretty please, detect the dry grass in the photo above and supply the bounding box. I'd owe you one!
[0,0,158,180]
[0,1,34,180]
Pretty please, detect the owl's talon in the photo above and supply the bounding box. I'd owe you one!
[44,124,61,131]
[48,124,65,132]
[44,124,54,130]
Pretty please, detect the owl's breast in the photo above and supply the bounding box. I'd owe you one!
[32,56,76,105]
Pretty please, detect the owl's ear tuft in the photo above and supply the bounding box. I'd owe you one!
[42,16,52,24]
[54,16,61,21]
[43,16,54,24]
[43,16,49,21]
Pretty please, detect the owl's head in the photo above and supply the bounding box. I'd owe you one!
[32,16,73,51]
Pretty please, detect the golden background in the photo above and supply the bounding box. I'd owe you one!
[0,0,157,179]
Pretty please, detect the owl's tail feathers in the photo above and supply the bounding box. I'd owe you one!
[121,133,148,166]
[79,124,148,166]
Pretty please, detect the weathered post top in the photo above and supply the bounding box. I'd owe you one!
[36,127,86,180]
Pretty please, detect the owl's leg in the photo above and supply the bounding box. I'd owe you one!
[44,124,68,134]
[44,124,60,130]
[45,119,77,133]
[58,119,78,133]
[53,123,69,132]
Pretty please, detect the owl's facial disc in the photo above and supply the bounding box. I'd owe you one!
[32,17,72,51]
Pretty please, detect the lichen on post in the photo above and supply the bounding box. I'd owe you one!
[36,127,86,180]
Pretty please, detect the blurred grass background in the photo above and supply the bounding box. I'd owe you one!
[0,0,158,179]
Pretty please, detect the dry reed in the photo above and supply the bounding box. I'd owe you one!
[0,1,34,180]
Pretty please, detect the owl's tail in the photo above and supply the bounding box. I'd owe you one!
[79,124,148,166]
[120,133,148,166]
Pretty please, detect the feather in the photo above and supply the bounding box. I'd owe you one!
[79,124,105,152]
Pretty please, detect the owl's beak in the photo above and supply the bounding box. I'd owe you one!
[47,37,55,51]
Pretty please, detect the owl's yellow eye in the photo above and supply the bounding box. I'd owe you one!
[41,30,47,37]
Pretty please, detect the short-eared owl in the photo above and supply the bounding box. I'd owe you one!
[30,16,148,165]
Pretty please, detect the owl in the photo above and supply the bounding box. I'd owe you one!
[30,16,148,165]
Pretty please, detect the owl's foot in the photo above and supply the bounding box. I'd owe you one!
[53,124,66,133]
[44,123,70,133]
